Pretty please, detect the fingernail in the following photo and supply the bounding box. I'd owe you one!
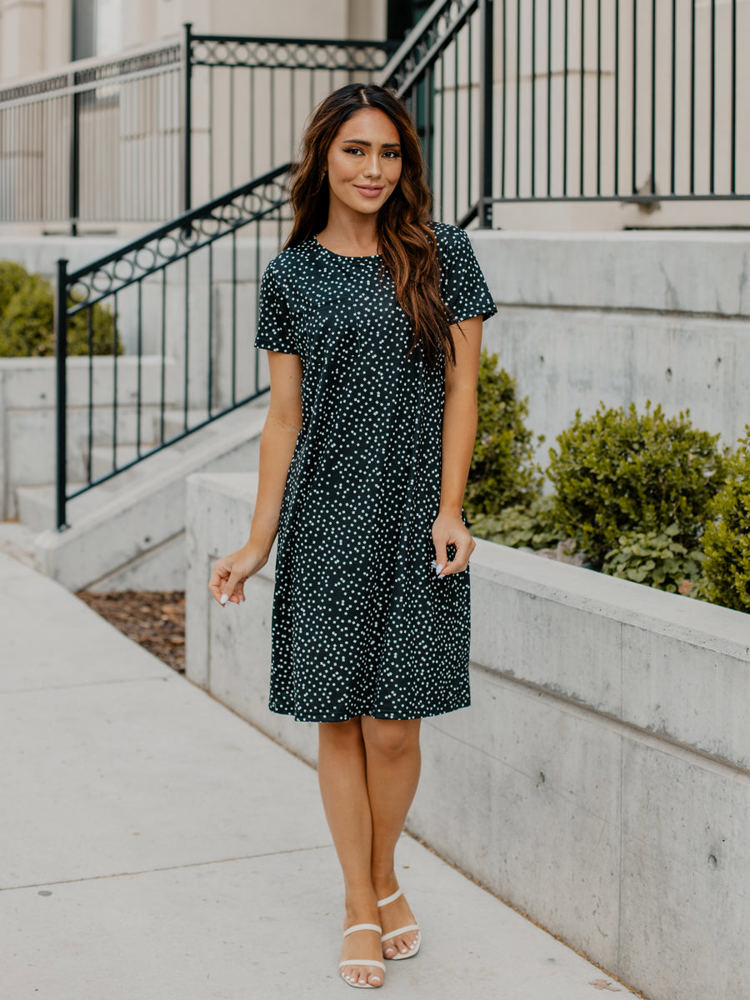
[433,562,444,574]
[220,594,228,605]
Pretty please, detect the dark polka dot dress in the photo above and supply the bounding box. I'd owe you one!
[253,222,497,722]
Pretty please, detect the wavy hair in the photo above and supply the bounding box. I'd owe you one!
[284,83,456,368]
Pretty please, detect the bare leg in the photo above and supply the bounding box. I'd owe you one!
[317,718,383,988]
[361,716,422,959]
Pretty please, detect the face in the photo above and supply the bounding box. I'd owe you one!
[325,107,403,217]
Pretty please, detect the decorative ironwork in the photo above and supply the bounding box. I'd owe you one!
[67,165,291,309]
[381,0,478,95]
[190,34,395,71]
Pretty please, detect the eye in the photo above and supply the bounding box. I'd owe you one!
[344,147,364,155]
[383,150,401,159]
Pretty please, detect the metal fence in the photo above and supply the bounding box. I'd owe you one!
[0,31,393,231]
[55,166,292,527]
[384,0,750,228]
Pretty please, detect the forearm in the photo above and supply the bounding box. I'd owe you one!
[245,412,301,555]
[439,384,478,516]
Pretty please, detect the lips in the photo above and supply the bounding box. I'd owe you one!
[354,185,384,198]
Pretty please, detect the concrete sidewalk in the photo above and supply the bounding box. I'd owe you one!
[0,549,642,1000]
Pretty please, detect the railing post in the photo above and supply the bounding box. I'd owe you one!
[55,259,69,531]
[478,0,494,228]
[69,72,80,236]
[182,22,193,214]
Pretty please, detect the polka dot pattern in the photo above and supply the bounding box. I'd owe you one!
[254,222,497,722]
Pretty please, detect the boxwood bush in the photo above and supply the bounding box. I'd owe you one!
[546,402,728,570]
[702,432,750,612]
[0,260,119,357]
[464,349,542,522]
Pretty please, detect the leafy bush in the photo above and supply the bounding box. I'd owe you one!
[0,259,29,315]
[0,265,119,357]
[465,349,542,521]
[702,432,750,612]
[602,524,704,594]
[546,402,727,569]
[470,496,565,550]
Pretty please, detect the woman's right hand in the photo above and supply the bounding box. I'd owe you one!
[208,544,269,606]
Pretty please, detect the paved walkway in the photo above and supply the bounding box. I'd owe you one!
[0,545,642,1000]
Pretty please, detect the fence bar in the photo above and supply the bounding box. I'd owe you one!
[650,0,656,193]
[729,0,737,194]
[182,21,193,213]
[479,0,494,225]
[531,0,537,197]
[55,259,69,530]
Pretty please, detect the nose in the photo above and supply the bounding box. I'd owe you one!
[362,153,381,179]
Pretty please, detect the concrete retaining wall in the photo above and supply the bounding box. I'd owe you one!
[470,230,750,460]
[185,471,750,1000]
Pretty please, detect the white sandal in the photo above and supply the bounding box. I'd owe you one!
[338,923,386,989]
[377,888,422,960]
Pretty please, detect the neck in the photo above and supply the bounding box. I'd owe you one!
[318,204,379,255]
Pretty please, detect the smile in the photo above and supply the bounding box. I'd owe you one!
[354,185,384,198]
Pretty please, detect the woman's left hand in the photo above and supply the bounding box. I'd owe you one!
[431,510,476,578]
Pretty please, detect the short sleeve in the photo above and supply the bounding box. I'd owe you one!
[254,263,298,355]
[437,225,498,325]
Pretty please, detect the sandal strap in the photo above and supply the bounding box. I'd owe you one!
[376,888,403,908]
[381,923,420,943]
[343,923,382,937]
[338,959,386,972]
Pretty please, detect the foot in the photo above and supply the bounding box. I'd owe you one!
[375,883,420,960]
[339,922,385,989]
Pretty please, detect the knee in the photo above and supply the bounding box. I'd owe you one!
[318,717,364,753]
[363,718,420,758]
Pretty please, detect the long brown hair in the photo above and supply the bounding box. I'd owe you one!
[284,83,456,368]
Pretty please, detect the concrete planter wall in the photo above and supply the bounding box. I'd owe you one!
[185,471,750,1000]
[470,230,750,462]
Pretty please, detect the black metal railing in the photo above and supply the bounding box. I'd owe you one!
[382,0,490,226]
[184,26,397,210]
[486,0,745,208]
[55,165,291,528]
[0,33,393,231]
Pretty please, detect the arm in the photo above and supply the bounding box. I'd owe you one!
[208,350,303,605]
[431,315,483,578]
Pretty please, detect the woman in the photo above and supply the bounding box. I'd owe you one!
[208,83,496,989]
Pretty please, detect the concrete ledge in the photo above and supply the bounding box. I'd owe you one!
[186,471,750,1000]
[470,229,750,317]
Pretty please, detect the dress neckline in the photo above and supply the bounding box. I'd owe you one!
[313,234,381,259]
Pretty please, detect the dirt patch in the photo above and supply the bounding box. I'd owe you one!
[76,590,186,672]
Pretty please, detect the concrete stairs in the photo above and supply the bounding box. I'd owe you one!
[23,397,269,591]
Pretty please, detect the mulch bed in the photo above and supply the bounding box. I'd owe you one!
[76,590,186,672]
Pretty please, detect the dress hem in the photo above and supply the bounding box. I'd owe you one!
[268,699,471,724]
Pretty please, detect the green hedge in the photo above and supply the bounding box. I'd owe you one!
[702,432,750,611]
[464,349,542,522]
[0,260,120,357]
[546,402,727,571]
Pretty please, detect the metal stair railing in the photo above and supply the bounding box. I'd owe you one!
[55,165,291,529]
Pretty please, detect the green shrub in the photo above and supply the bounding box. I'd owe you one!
[602,524,705,594]
[702,432,750,612]
[470,496,565,550]
[0,269,119,357]
[0,259,29,315]
[546,402,727,569]
[465,349,542,521]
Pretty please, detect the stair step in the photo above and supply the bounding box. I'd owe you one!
[17,400,269,535]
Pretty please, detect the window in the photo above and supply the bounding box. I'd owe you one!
[73,0,123,61]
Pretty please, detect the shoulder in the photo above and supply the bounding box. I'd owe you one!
[428,221,472,256]
[427,222,476,273]
[262,240,314,286]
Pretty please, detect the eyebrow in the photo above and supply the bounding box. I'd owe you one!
[340,138,401,148]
